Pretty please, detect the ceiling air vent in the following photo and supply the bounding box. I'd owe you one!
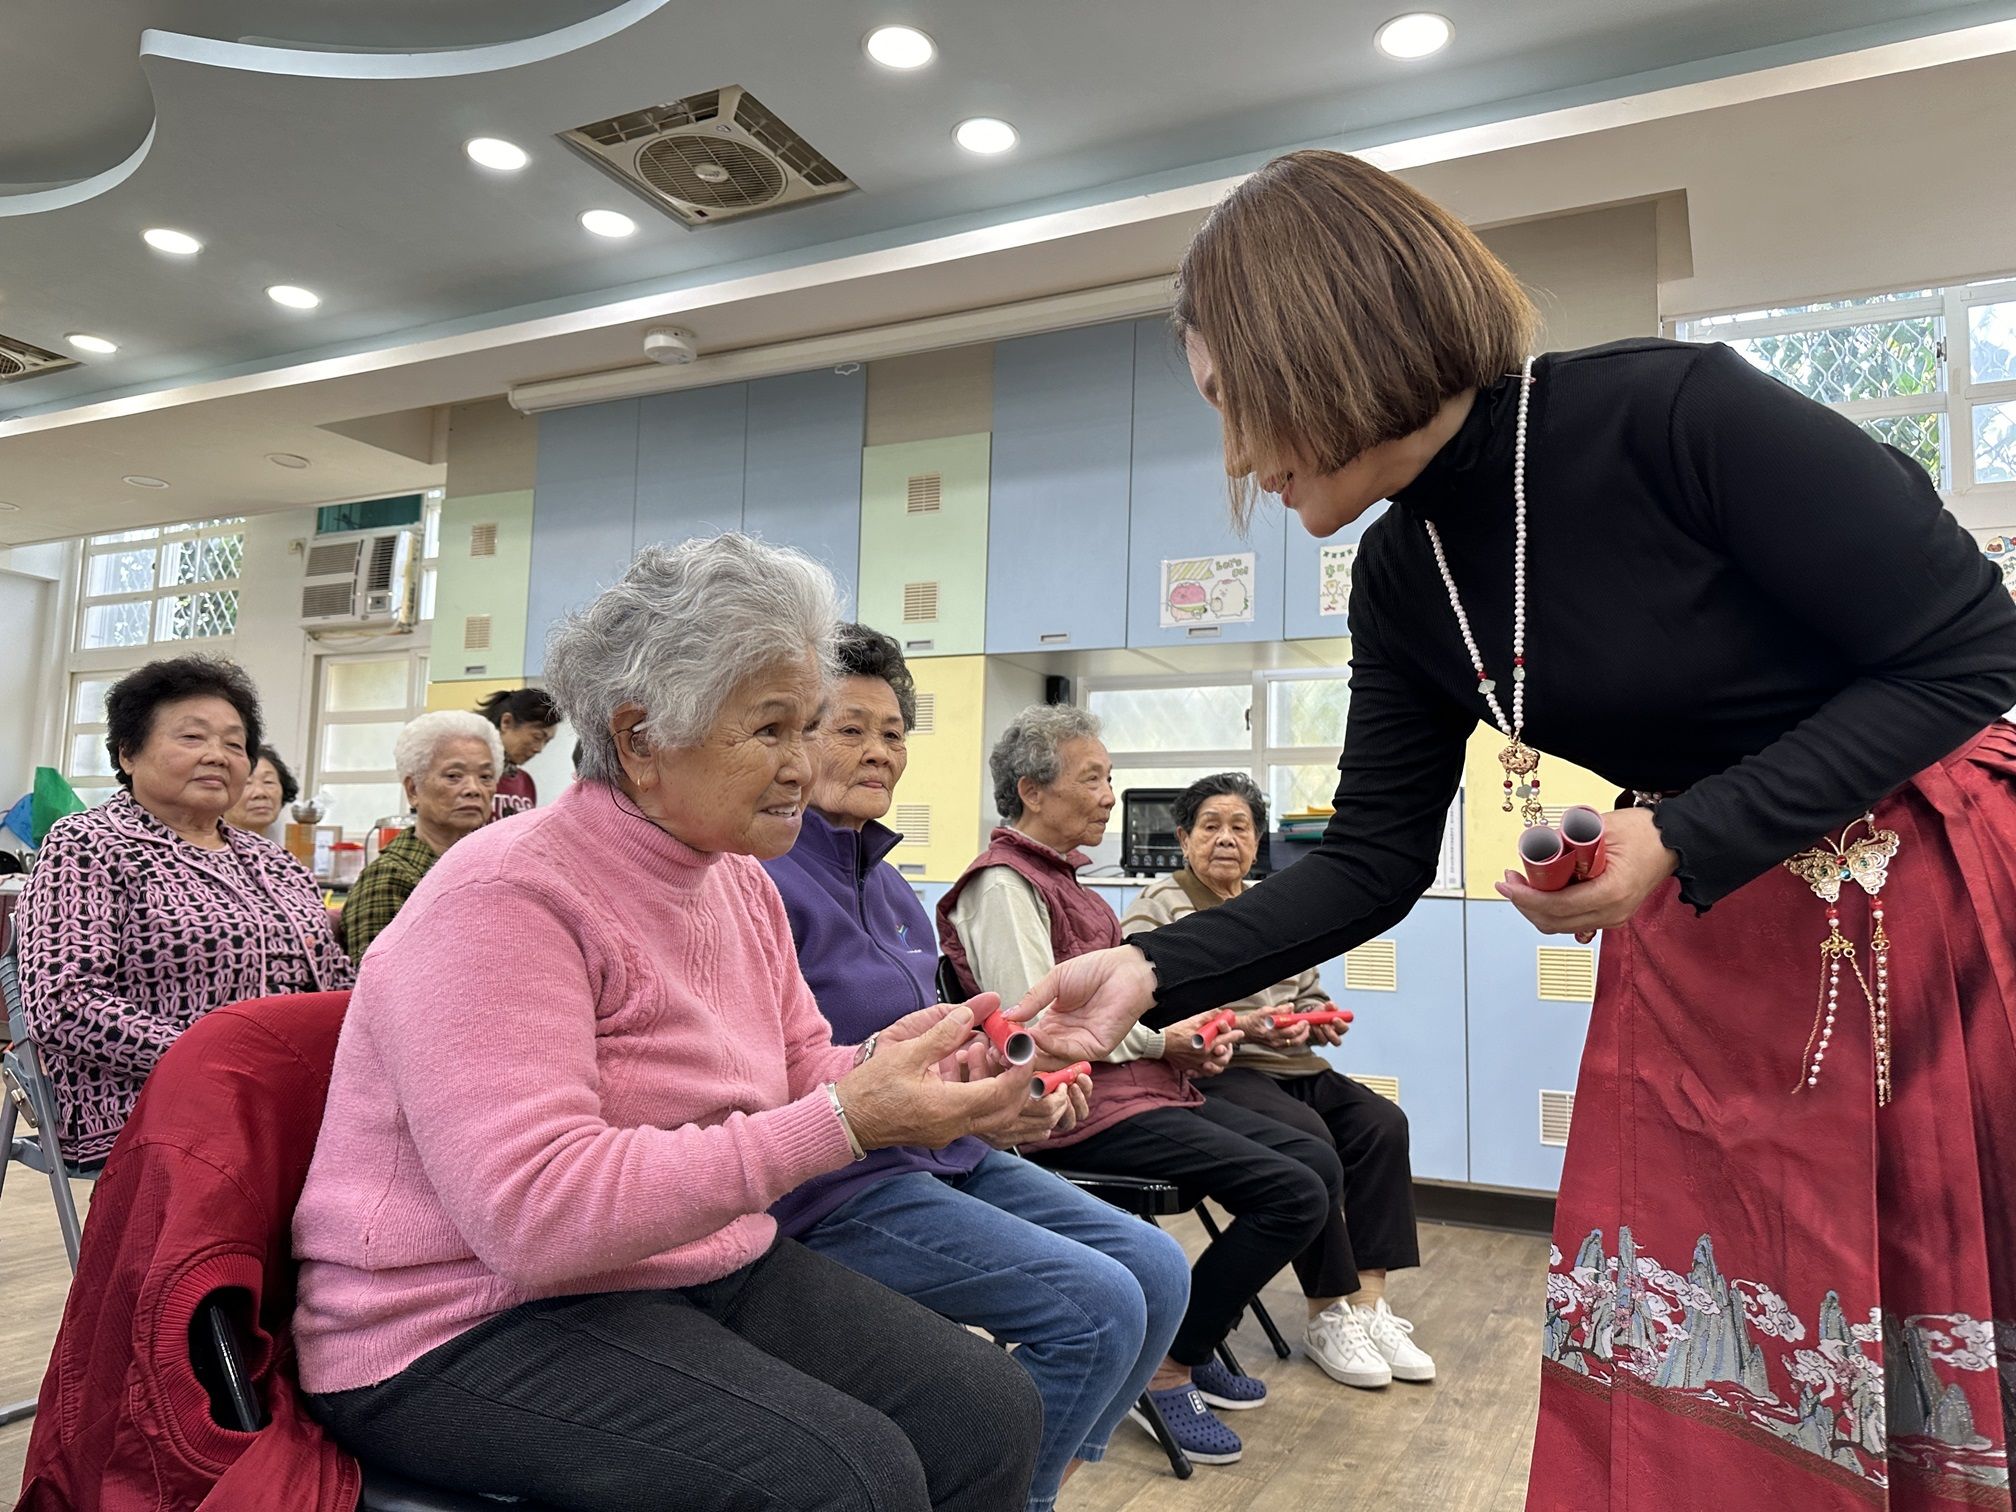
[1537,946,1596,1003]
[1540,1089,1575,1147]
[469,523,499,558]
[902,581,939,623]
[558,86,854,228]
[0,333,79,385]
[907,473,943,514]
[1353,1074,1401,1104]
[464,614,493,652]
[912,691,937,735]
[1343,939,1398,993]
[894,803,932,846]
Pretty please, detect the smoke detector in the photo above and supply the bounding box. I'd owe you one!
[643,328,698,366]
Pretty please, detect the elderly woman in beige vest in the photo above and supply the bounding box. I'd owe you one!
[1121,772,1435,1390]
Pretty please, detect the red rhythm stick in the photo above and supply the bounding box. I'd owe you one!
[1029,1062,1093,1099]
[1518,824,1580,892]
[974,1006,1036,1067]
[1189,1009,1241,1051]
[1560,805,1609,882]
[1265,1006,1354,1031]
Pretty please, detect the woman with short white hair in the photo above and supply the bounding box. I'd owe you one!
[340,710,503,962]
[293,535,1050,1512]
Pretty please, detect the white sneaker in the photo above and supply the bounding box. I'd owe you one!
[1304,1304,1392,1388]
[1355,1298,1436,1383]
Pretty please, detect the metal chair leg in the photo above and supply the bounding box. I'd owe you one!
[1,1079,36,1423]
[1135,1391,1193,1480]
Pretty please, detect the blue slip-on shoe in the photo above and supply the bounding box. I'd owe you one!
[1127,1384,1244,1464]
[1192,1357,1269,1410]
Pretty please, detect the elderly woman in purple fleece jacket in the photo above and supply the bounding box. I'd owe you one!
[763,624,1189,1512]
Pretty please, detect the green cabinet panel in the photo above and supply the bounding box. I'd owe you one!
[857,434,990,658]
[434,489,534,681]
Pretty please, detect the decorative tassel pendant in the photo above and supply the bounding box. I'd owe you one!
[1498,738,1545,828]
[1784,816,1900,1107]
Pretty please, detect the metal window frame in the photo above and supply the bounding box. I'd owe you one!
[73,518,247,655]
[308,649,431,832]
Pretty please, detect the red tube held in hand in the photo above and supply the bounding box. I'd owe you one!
[1189,1009,1240,1051]
[1029,1062,1093,1099]
[1560,805,1609,882]
[974,1007,1036,1067]
[1518,824,1579,892]
[1266,1006,1353,1030]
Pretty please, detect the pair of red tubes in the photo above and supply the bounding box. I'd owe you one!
[971,1004,1093,1100]
[1262,1004,1354,1031]
[1516,805,1609,892]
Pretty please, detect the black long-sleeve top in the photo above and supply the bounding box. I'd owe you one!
[1136,338,2016,1023]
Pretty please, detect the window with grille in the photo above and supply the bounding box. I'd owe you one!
[74,517,246,653]
[419,491,442,621]
[1676,278,2016,501]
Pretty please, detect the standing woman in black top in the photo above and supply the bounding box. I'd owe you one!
[1017,150,2016,1511]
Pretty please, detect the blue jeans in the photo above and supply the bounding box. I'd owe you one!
[802,1150,1190,1512]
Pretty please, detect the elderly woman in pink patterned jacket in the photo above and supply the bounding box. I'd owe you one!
[18,656,350,1166]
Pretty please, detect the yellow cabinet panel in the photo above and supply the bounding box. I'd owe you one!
[889,655,988,882]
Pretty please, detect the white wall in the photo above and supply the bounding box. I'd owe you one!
[0,570,56,806]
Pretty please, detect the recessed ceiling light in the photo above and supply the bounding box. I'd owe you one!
[142,227,202,256]
[865,25,936,69]
[267,284,321,309]
[67,333,119,355]
[1375,12,1453,59]
[123,475,170,489]
[580,209,638,238]
[464,136,530,172]
[954,117,1018,155]
[0,500,19,513]
[266,452,310,469]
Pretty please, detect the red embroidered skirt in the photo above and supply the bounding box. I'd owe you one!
[1528,723,2016,1510]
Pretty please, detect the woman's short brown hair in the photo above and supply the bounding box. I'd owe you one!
[1174,149,1536,522]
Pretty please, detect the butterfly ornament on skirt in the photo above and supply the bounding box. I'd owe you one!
[1784,816,1900,1106]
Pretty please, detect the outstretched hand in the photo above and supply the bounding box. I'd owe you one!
[1494,805,1678,942]
[1008,945,1159,1063]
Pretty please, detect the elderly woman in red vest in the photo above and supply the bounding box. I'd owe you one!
[938,705,1374,1469]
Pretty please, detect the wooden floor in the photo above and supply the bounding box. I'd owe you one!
[2,1176,1547,1509]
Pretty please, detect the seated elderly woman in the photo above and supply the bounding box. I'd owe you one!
[937,706,1355,1467]
[1121,772,1435,1389]
[763,624,1188,1512]
[222,746,299,838]
[292,535,1046,1512]
[19,656,352,1165]
[341,710,502,962]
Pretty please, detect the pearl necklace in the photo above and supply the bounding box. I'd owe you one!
[1422,356,1545,828]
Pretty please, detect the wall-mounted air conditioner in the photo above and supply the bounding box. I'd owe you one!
[299,529,416,628]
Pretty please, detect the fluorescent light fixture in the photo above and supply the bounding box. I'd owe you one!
[142,227,202,255]
[865,26,936,68]
[580,209,638,238]
[267,284,321,309]
[464,136,529,171]
[954,117,1018,154]
[67,333,119,355]
[1375,12,1453,58]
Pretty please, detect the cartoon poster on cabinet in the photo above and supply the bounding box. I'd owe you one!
[1318,543,1358,618]
[1983,533,2016,603]
[1159,552,1256,628]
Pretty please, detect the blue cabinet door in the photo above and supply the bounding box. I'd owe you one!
[1464,898,1595,1193]
[635,383,747,550]
[986,324,1134,653]
[1316,896,1468,1184]
[526,399,640,676]
[744,368,867,617]
[1126,318,1285,647]
[1282,501,1388,641]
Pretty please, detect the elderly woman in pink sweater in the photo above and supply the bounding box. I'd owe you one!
[292,536,1056,1512]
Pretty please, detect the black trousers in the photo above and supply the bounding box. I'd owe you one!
[1205,1066,1421,1286]
[1030,1097,1343,1366]
[306,1239,1041,1512]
